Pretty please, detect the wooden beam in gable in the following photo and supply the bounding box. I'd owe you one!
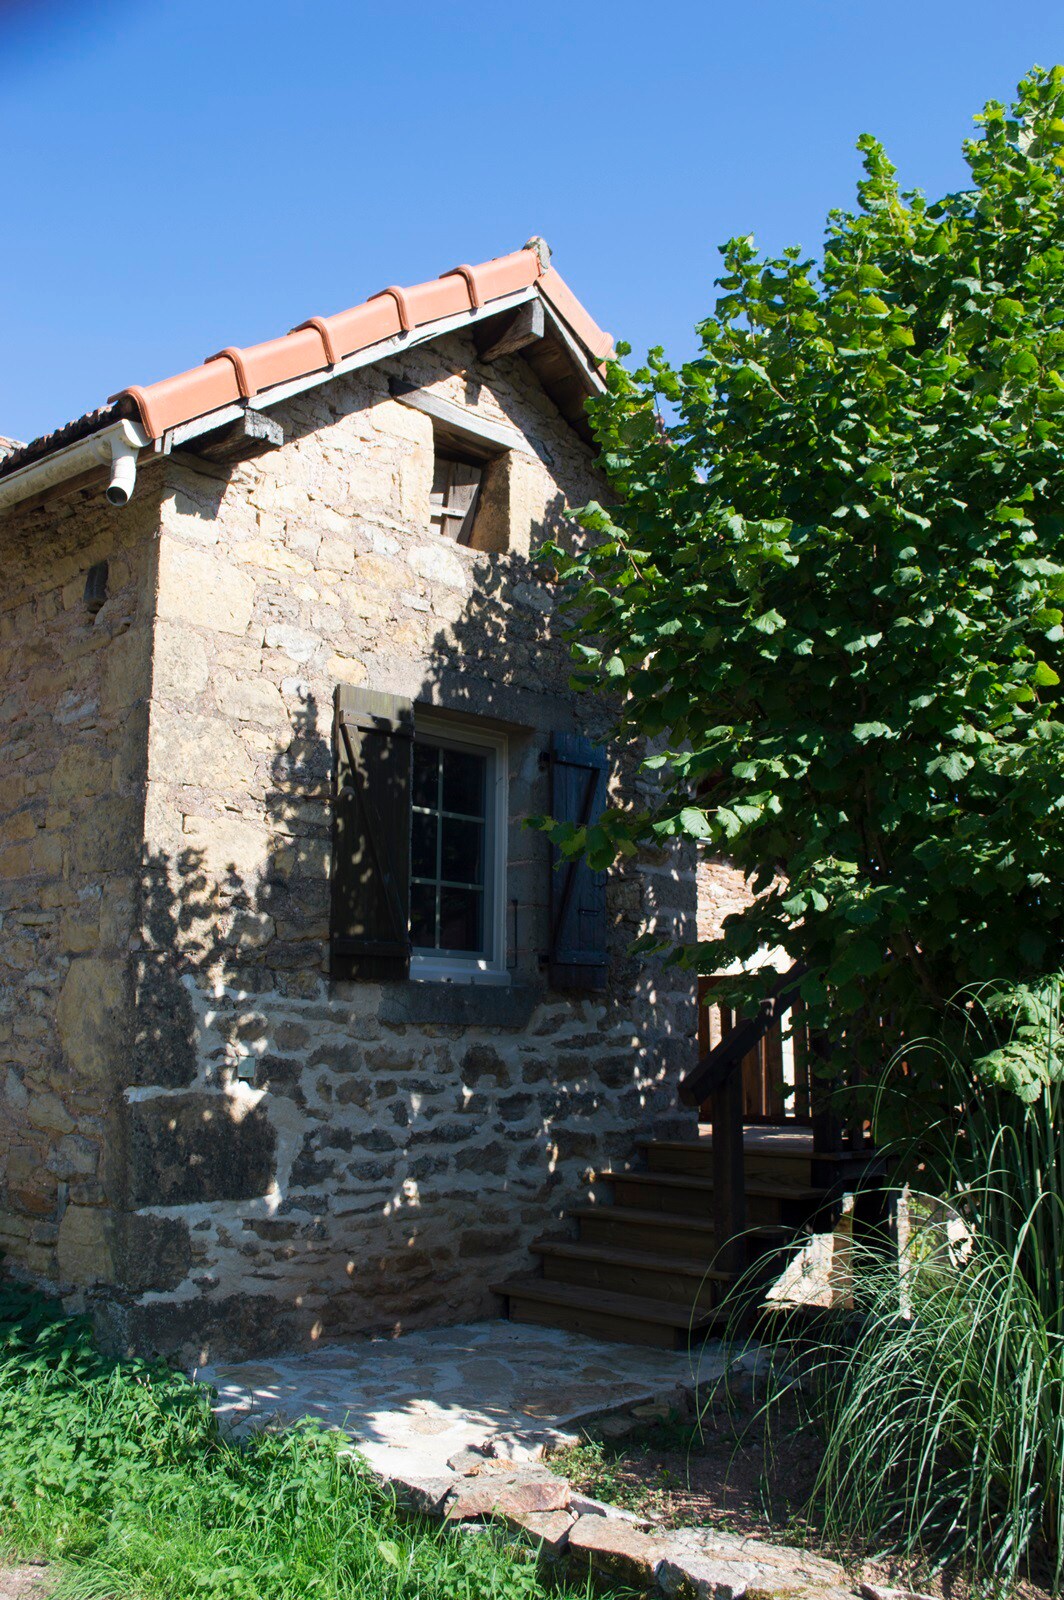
[474,298,546,362]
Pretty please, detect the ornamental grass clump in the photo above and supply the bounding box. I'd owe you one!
[0,1281,604,1600]
[745,980,1064,1597]
[811,1206,1064,1596]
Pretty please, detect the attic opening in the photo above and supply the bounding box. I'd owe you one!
[429,451,482,544]
[427,424,510,552]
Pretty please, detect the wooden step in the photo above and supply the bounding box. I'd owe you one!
[493,1273,716,1350]
[599,1169,827,1226]
[573,1203,788,1261]
[532,1238,732,1310]
[639,1136,875,1186]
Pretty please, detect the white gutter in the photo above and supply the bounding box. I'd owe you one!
[0,418,150,515]
[0,277,600,509]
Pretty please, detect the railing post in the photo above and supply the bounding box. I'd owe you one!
[711,1062,746,1277]
[810,1027,843,1191]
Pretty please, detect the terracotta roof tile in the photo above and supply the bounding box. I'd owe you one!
[0,240,613,483]
[110,243,586,441]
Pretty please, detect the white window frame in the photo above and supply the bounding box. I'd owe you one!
[409,719,509,986]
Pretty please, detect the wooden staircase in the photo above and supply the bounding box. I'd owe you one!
[493,1127,862,1350]
[495,964,887,1349]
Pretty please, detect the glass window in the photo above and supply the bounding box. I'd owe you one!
[410,737,493,958]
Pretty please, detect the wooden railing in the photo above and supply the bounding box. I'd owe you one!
[680,964,809,1116]
[680,962,868,1274]
[692,973,813,1125]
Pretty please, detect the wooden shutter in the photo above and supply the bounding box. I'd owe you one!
[429,456,482,545]
[331,686,413,980]
[548,731,608,991]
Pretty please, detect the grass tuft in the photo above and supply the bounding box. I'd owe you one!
[0,1280,609,1600]
[730,981,1064,1598]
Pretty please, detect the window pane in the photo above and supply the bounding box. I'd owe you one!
[440,886,483,953]
[441,816,483,885]
[410,882,437,949]
[412,743,439,809]
[442,747,486,816]
[411,812,438,880]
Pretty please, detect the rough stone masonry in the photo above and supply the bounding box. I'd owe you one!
[0,325,712,1362]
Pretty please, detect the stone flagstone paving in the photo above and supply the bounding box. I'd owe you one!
[198,1325,863,1600]
[197,1319,728,1479]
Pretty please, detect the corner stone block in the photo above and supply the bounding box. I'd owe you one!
[49,746,113,805]
[69,796,142,876]
[57,957,128,1087]
[113,1212,193,1293]
[180,813,269,884]
[127,1092,276,1205]
[129,956,197,1089]
[57,1205,116,1285]
[57,1207,192,1294]
[148,709,255,792]
[156,541,256,637]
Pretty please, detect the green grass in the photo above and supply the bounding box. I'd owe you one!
[549,1437,652,1519]
[0,1280,613,1600]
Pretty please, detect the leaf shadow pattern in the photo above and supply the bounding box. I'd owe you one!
[101,460,698,1365]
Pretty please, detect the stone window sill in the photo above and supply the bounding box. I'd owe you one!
[379,982,539,1029]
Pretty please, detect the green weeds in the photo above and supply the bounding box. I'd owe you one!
[0,1281,609,1600]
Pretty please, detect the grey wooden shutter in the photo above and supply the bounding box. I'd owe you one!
[548,731,608,991]
[331,686,413,980]
[429,456,483,544]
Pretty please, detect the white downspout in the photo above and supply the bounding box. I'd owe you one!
[0,418,150,515]
[99,431,139,505]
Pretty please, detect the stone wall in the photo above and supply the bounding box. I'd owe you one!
[104,331,698,1363]
[696,858,754,945]
[0,478,159,1291]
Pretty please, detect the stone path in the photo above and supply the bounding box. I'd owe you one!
[198,1318,726,1478]
[197,1319,866,1599]
[0,1567,53,1600]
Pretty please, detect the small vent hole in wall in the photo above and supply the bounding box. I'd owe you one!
[84,561,109,615]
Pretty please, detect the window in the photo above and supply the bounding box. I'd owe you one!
[330,685,609,991]
[408,724,507,982]
[429,455,483,545]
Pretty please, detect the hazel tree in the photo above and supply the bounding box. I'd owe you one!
[542,68,1064,1079]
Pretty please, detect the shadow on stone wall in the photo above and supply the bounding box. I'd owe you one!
[105,474,696,1363]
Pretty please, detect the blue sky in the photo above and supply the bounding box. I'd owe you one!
[2,0,1062,444]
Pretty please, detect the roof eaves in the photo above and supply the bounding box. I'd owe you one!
[113,244,552,442]
[0,239,614,493]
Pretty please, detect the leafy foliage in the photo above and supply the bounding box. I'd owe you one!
[544,66,1064,1066]
[0,1280,607,1600]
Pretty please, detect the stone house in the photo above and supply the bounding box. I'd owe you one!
[0,239,709,1363]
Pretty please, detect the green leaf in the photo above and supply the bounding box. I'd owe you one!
[535,66,1064,1105]
[678,806,714,839]
[927,750,975,782]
